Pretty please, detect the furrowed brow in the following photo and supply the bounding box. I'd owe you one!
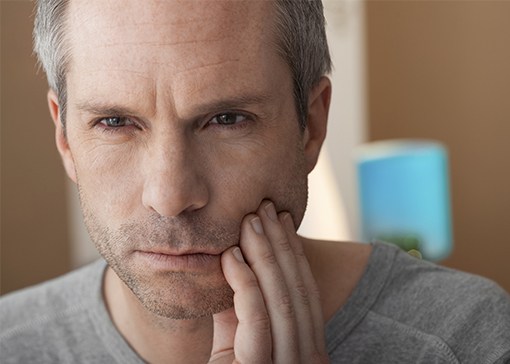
[75,101,138,117]
[190,92,274,116]
[75,92,274,120]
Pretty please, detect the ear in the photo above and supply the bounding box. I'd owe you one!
[48,89,77,183]
[303,76,331,173]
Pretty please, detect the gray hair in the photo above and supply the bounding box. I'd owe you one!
[274,0,332,128]
[33,0,70,125]
[33,0,331,128]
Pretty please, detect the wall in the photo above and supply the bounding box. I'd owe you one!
[300,0,367,241]
[1,1,70,294]
[365,0,510,291]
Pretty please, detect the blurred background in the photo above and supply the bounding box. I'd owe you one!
[2,0,509,294]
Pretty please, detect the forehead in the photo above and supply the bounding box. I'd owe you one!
[68,0,274,61]
[65,0,289,114]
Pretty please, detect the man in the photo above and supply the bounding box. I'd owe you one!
[1,0,509,363]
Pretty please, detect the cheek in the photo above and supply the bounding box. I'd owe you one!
[71,140,142,220]
[212,161,267,213]
[207,136,307,218]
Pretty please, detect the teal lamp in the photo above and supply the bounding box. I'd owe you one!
[356,140,453,261]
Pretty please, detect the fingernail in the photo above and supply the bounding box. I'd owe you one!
[233,247,245,263]
[282,212,294,230]
[250,216,264,234]
[264,202,277,221]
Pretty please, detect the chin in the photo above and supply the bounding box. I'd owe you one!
[119,266,235,319]
[138,283,234,320]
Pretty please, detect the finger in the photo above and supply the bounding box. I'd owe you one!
[220,246,272,364]
[258,201,324,358]
[240,214,299,363]
[281,212,327,356]
[256,202,316,356]
[211,308,237,362]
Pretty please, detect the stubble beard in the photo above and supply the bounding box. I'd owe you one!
[75,147,309,320]
[80,202,238,319]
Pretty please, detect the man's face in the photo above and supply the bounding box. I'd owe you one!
[58,0,318,319]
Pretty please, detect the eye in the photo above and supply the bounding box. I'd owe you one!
[99,116,134,128]
[210,113,248,126]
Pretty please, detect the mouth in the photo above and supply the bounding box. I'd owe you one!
[134,248,227,272]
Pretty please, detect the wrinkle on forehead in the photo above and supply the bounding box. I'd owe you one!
[69,0,271,46]
[68,0,274,75]
[66,0,285,123]
[93,35,236,49]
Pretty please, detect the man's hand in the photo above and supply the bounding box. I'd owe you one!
[210,201,329,363]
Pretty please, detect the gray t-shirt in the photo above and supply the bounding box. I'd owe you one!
[1,242,509,363]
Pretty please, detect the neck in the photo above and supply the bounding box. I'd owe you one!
[102,239,372,363]
[103,267,213,364]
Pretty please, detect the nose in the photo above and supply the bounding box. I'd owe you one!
[141,134,209,217]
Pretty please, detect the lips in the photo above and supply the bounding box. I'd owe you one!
[134,247,228,272]
[138,247,227,256]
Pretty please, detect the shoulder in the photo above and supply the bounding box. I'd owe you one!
[0,260,106,330]
[0,260,108,362]
[321,241,510,363]
[377,242,510,319]
[368,242,510,362]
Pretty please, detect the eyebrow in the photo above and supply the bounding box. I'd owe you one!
[75,92,275,120]
[75,102,137,117]
[191,92,274,117]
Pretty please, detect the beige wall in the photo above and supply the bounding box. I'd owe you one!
[365,1,510,291]
[300,0,367,241]
[1,1,70,294]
